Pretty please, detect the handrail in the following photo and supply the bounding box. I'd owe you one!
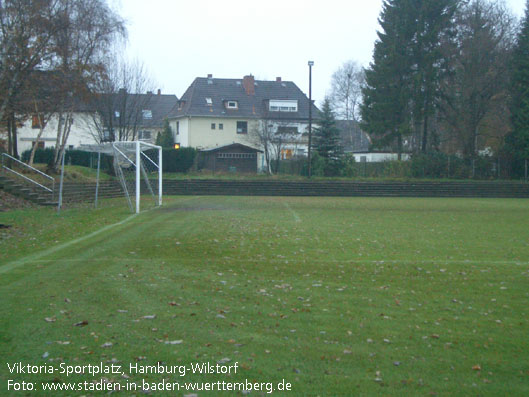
[3,167,53,192]
[1,153,55,197]
[1,153,54,183]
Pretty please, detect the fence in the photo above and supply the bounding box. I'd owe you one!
[276,154,527,180]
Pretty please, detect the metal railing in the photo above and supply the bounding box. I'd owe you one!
[1,153,55,199]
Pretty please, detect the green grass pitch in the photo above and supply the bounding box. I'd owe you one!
[1,196,528,396]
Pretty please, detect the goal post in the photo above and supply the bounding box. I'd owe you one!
[78,141,163,213]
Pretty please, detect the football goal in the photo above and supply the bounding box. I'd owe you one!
[77,141,162,213]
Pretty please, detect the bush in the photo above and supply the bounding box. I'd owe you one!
[145,147,197,173]
[21,148,55,165]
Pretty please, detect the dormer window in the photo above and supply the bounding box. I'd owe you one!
[206,97,212,106]
[142,109,152,119]
[269,100,298,112]
[226,100,238,109]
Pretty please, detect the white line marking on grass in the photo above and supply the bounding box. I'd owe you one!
[0,213,138,274]
[283,201,301,223]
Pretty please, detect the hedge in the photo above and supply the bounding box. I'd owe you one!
[144,147,197,173]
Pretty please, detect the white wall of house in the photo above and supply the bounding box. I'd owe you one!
[173,118,190,148]
[173,117,258,150]
[352,153,411,162]
[17,113,98,154]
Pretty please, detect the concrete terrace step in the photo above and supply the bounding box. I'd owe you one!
[0,175,57,206]
[12,179,528,203]
[162,180,529,198]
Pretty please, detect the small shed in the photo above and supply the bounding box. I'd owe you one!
[198,143,263,173]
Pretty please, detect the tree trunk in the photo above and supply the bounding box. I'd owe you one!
[29,105,46,166]
[7,115,13,156]
[7,112,18,158]
[422,109,429,153]
[397,134,402,161]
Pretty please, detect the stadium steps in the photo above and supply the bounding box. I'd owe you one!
[28,179,529,203]
[163,180,529,198]
[0,175,58,206]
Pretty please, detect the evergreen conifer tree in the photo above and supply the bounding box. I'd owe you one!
[156,119,175,148]
[507,0,529,176]
[361,0,415,159]
[314,98,343,176]
[361,0,457,156]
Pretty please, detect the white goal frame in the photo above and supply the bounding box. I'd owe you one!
[79,141,162,213]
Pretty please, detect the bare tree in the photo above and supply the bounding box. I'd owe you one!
[250,119,304,174]
[0,0,63,156]
[89,56,156,143]
[250,120,273,174]
[329,60,365,153]
[49,0,125,170]
[439,0,516,157]
[329,60,365,123]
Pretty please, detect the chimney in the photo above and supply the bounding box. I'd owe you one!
[242,75,255,95]
[157,89,161,95]
[147,90,153,95]
[276,77,282,82]
[207,74,213,78]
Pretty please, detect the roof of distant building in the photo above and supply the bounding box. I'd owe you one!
[169,75,320,121]
[335,120,371,153]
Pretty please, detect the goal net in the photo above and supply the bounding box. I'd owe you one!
[79,141,162,213]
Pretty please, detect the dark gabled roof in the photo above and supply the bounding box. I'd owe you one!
[133,93,179,128]
[169,76,319,121]
[92,92,179,129]
[199,143,263,153]
[336,120,372,153]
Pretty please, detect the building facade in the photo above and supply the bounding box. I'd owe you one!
[168,74,319,171]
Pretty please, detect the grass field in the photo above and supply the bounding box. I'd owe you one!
[1,196,529,396]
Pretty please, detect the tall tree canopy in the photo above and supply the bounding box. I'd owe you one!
[441,0,515,158]
[507,0,529,176]
[361,0,458,157]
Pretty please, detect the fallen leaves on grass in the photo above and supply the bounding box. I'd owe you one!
[44,317,56,322]
[74,320,88,327]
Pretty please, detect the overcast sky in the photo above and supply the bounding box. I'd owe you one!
[116,0,527,105]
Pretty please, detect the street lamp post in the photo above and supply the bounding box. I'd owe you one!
[308,60,314,178]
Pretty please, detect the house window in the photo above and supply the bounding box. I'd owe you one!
[211,123,216,130]
[226,101,238,109]
[236,121,248,134]
[219,123,223,130]
[32,141,45,149]
[176,121,180,135]
[206,97,212,106]
[281,149,293,160]
[142,110,152,119]
[114,111,120,118]
[217,153,256,159]
[269,100,298,112]
[32,114,42,129]
[68,145,74,150]
[277,126,298,134]
[138,130,151,140]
